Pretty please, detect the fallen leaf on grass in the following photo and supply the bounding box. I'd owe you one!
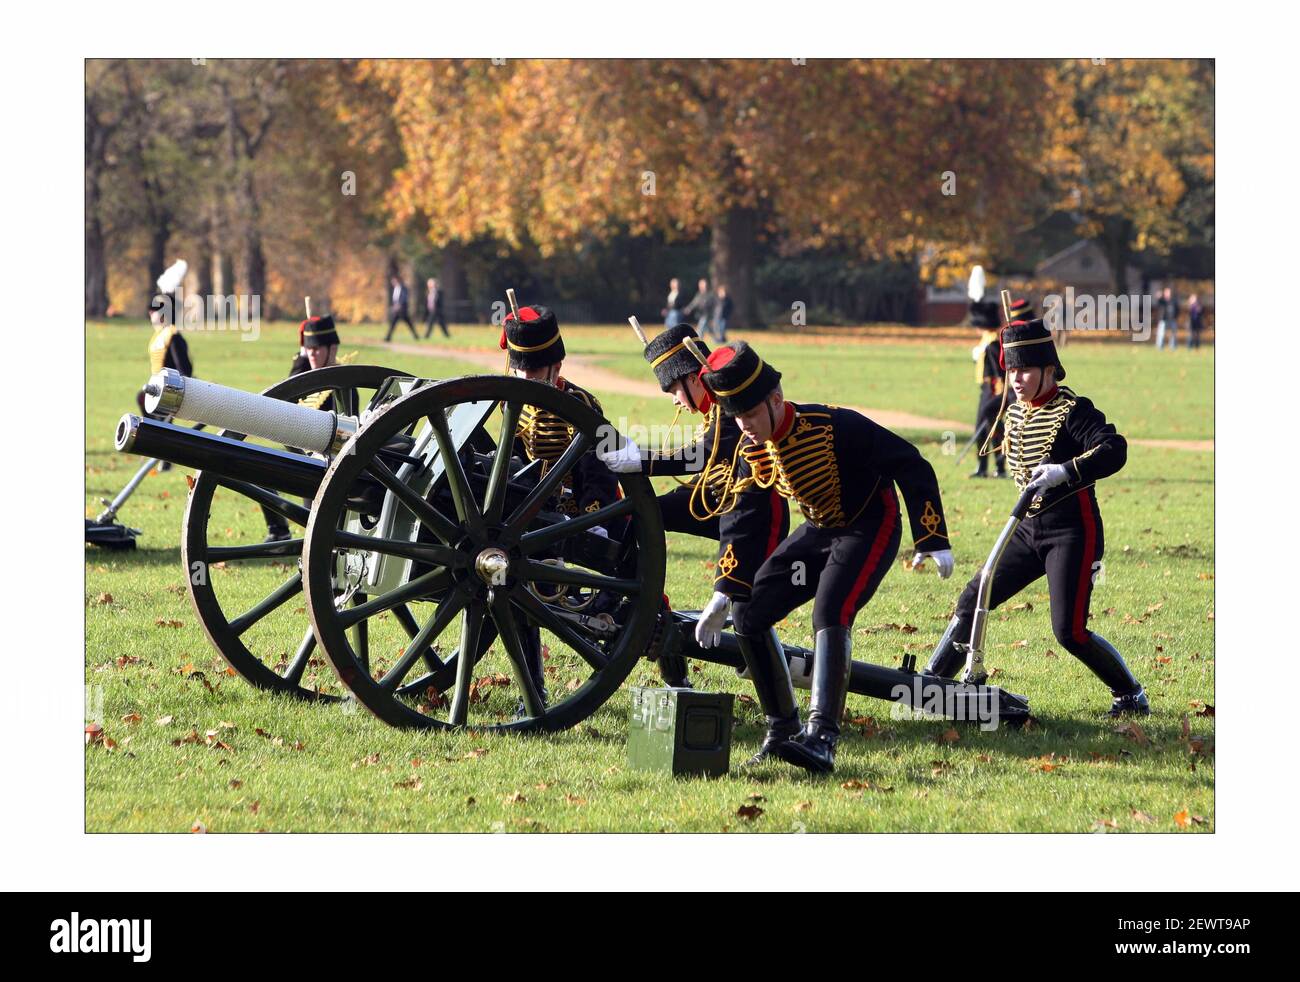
[155,619,184,629]
[95,593,114,605]
[736,804,764,821]
[1091,818,1119,832]
[505,792,527,805]
[935,727,960,746]
[394,777,423,790]
[795,801,813,812]
[228,779,243,790]
[1114,722,1150,747]
[1130,809,1154,824]
[155,715,174,727]
[120,712,142,725]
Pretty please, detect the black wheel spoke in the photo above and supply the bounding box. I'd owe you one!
[380,591,467,692]
[208,538,304,562]
[283,627,316,686]
[490,592,546,718]
[483,401,522,523]
[392,604,421,638]
[229,573,303,636]
[521,559,639,596]
[504,432,594,537]
[365,456,459,544]
[519,498,634,556]
[337,568,454,627]
[448,599,487,726]
[428,410,486,538]
[333,529,464,569]
[218,479,311,527]
[510,586,609,671]
[352,593,370,672]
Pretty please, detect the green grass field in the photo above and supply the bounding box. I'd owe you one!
[85,320,1214,832]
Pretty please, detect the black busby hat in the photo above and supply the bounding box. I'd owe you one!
[1000,318,1065,381]
[300,315,339,349]
[644,323,709,391]
[1007,297,1034,321]
[501,305,565,369]
[969,300,1001,329]
[699,341,782,416]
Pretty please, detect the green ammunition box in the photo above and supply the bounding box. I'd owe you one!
[627,687,734,777]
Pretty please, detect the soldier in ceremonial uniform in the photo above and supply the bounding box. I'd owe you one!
[139,279,194,472]
[925,318,1149,716]
[500,304,618,702]
[264,314,342,542]
[597,323,791,687]
[969,297,1008,478]
[501,304,618,519]
[698,342,955,773]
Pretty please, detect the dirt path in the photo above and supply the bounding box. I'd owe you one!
[378,340,1213,453]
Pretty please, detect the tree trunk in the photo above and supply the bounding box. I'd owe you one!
[1098,216,1135,294]
[85,198,109,317]
[439,242,468,325]
[710,206,759,329]
[147,221,171,313]
[84,128,110,317]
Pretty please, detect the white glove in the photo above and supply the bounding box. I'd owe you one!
[1027,462,1070,493]
[695,591,730,649]
[589,526,608,539]
[597,439,642,473]
[911,549,955,579]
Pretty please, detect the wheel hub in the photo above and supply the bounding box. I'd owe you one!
[474,547,511,586]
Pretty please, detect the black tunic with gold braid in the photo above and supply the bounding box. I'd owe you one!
[1002,386,1127,518]
[642,405,789,601]
[512,378,618,517]
[728,402,950,635]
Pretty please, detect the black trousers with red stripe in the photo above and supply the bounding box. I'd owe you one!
[951,487,1104,658]
[733,487,902,635]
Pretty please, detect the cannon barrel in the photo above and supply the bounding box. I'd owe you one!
[116,414,327,498]
[143,368,356,456]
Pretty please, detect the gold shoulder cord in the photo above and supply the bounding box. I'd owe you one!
[687,411,747,522]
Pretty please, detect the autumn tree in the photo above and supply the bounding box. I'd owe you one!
[1049,59,1214,292]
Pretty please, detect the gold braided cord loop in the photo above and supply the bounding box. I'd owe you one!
[739,413,844,527]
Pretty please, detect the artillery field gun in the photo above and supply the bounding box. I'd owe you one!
[113,366,1030,737]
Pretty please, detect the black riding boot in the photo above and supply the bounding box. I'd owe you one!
[924,615,967,678]
[1076,632,1149,716]
[734,629,800,766]
[776,627,851,774]
[658,652,692,688]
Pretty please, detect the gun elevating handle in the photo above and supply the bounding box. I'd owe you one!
[143,369,356,456]
[115,414,327,498]
[1010,485,1038,521]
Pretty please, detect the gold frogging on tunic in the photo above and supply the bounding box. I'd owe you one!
[739,412,845,528]
[1003,387,1077,510]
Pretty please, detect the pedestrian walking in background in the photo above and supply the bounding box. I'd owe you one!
[385,274,417,341]
[1187,294,1204,350]
[684,277,713,339]
[424,277,450,338]
[1155,287,1179,350]
[662,277,685,328]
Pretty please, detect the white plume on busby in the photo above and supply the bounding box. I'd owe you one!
[156,259,189,295]
[967,265,986,302]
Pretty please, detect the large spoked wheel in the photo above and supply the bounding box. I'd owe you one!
[304,375,666,732]
[182,365,412,700]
